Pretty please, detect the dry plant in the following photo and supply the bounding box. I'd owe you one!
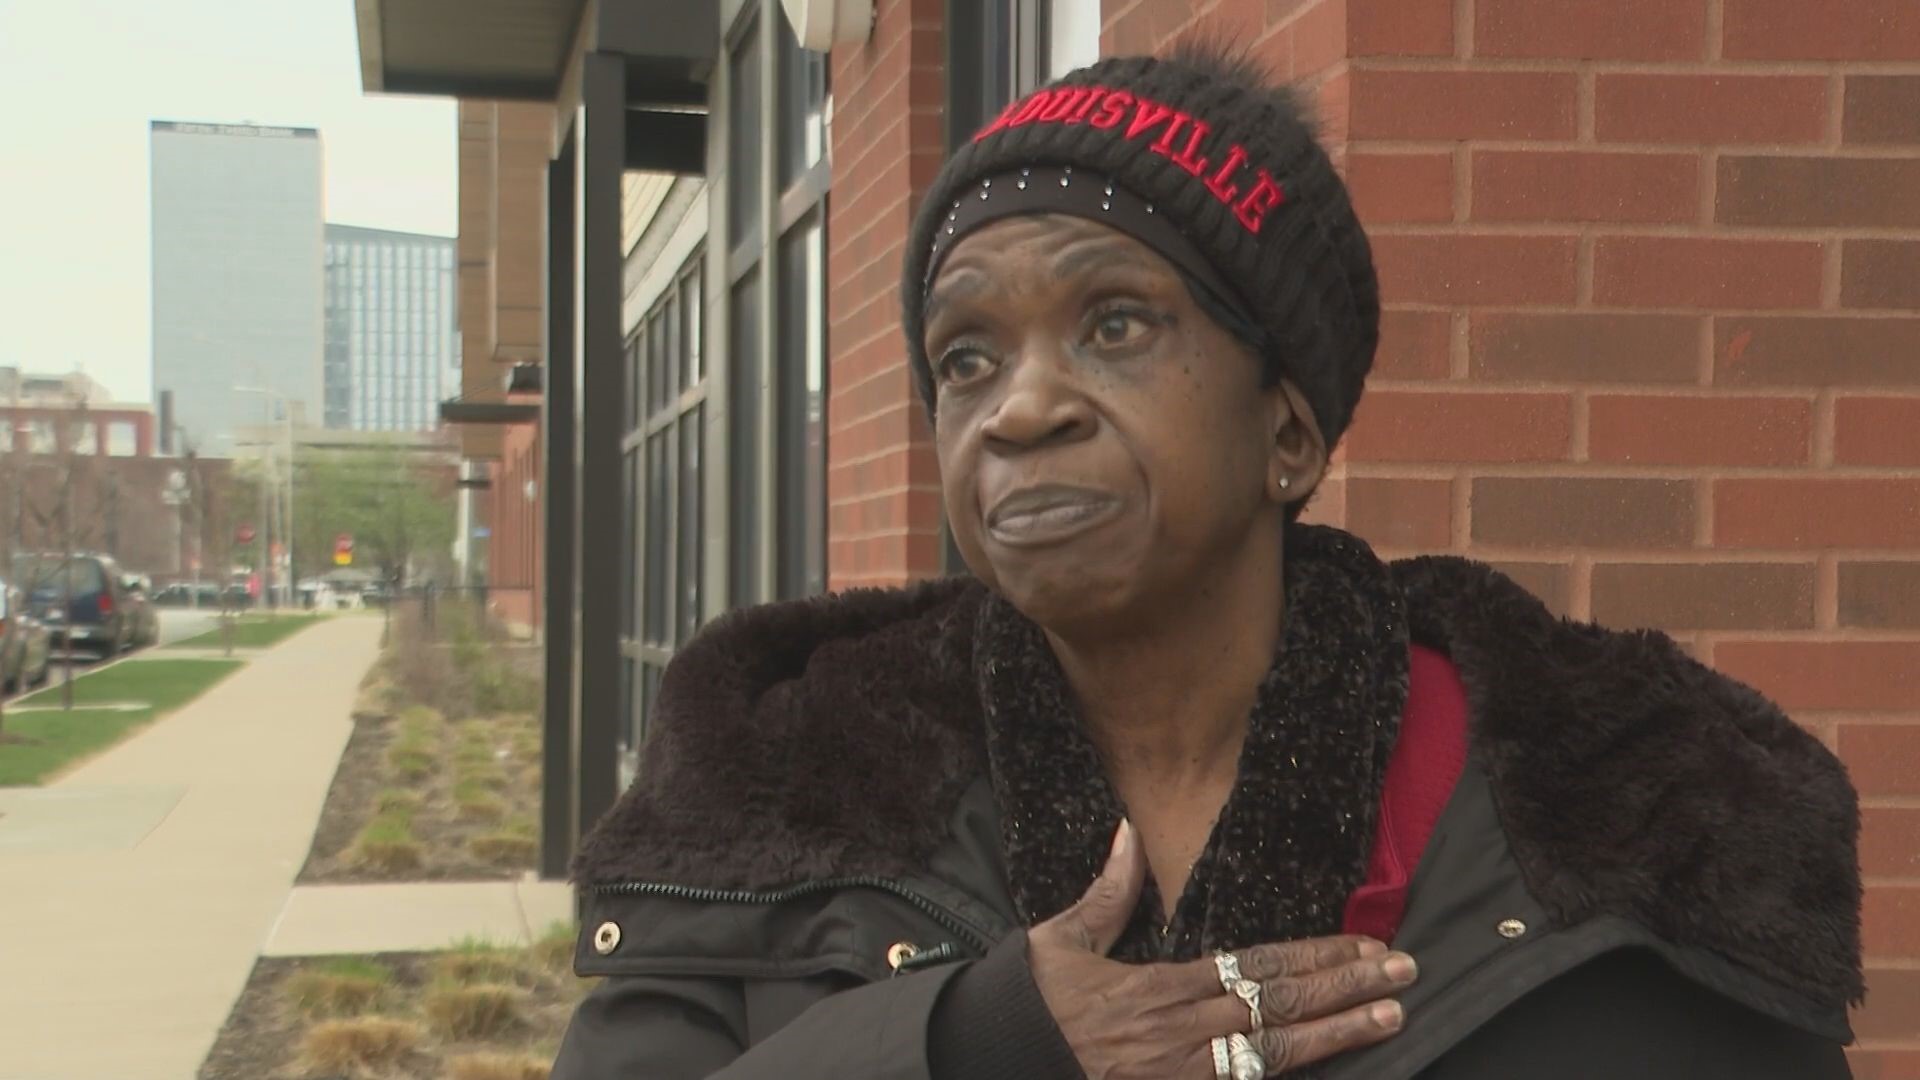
[422,983,524,1040]
[445,1053,551,1080]
[350,812,424,872]
[300,1016,421,1074]
[468,833,538,865]
[282,958,393,1019]
[434,943,534,988]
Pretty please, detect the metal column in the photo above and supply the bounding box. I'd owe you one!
[571,50,628,849]
[539,128,579,881]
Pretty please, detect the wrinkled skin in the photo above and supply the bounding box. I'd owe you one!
[924,215,1409,1076]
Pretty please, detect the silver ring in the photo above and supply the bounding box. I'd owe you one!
[1231,977,1263,1030]
[1210,1035,1233,1080]
[1213,951,1245,992]
[1227,1033,1265,1080]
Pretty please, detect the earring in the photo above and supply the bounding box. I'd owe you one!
[1277,476,1292,491]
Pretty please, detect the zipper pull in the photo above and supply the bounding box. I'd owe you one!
[889,941,960,977]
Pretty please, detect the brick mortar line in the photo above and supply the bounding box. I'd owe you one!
[1350,57,1920,76]
[1698,475,1715,546]
[1450,474,1471,551]
[1705,0,1724,62]
[1375,222,1920,239]
[1352,138,1920,158]
[1348,462,1920,479]
[1575,234,1595,306]
[1815,390,1839,467]
[826,445,934,471]
[1695,315,1714,386]
[1700,147,1718,230]
[1824,240,1846,309]
[1578,69,1596,143]
[1365,383,1920,402]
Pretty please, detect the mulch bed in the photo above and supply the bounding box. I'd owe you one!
[200,951,590,1080]
[297,703,542,884]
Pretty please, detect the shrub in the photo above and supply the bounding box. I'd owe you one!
[456,761,510,792]
[455,792,505,823]
[434,943,531,988]
[531,921,577,976]
[422,982,523,1040]
[299,1016,421,1073]
[375,789,423,816]
[282,957,393,1018]
[388,747,435,782]
[446,1053,551,1080]
[351,813,423,872]
[468,832,537,866]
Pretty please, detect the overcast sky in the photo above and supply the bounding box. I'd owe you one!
[0,0,457,404]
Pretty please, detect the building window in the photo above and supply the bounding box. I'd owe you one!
[621,255,707,755]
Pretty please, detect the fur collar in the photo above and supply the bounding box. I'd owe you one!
[573,528,1861,1006]
[976,526,1408,961]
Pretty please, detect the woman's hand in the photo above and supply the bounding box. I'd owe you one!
[1027,820,1416,1078]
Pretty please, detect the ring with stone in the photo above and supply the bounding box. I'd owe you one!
[1227,1033,1265,1080]
[1213,950,1245,993]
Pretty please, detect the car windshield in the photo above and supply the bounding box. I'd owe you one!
[13,557,107,596]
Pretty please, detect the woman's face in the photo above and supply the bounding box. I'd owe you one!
[924,213,1323,631]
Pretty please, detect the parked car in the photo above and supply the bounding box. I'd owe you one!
[13,553,132,658]
[119,574,160,648]
[0,580,51,692]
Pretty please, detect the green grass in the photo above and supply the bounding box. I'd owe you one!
[0,659,245,785]
[166,613,324,651]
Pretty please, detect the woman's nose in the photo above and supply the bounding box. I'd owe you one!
[981,343,1097,449]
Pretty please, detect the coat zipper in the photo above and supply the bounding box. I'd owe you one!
[589,876,996,957]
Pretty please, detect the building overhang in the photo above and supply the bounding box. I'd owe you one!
[441,401,541,425]
[355,0,717,108]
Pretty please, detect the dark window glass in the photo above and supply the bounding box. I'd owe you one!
[777,16,826,187]
[624,332,642,431]
[664,292,682,400]
[644,431,671,643]
[647,312,669,418]
[727,26,762,245]
[640,663,663,747]
[729,271,763,607]
[677,404,704,644]
[621,656,637,753]
[621,452,637,638]
[776,218,827,599]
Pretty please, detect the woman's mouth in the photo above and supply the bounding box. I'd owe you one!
[985,485,1123,547]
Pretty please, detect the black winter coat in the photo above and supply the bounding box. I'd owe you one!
[553,544,1861,1079]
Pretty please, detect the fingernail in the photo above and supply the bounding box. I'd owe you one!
[1111,819,1132,860]
[1357,938,1388,958]
[1383,953,1418,983]
[1371,1000,1404,1031]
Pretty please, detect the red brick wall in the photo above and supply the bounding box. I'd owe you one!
[487,411,542,634]
[1095,0,1920,1068]
[825,0,949,591]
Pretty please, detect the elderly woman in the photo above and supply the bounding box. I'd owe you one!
[553,46,1860,1080]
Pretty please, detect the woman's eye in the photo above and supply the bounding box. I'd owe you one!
[1090,310,1150,348]
[936,346,995,386]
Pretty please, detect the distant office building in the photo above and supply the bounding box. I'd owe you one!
[322,224,459,431]
[149,120,324,451]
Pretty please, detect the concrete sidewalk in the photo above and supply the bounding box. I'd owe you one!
[0,616,381,1080]
[263,877,575,957]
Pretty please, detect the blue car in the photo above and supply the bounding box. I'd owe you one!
[14,553,133,658]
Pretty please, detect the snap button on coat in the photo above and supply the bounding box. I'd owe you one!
[594,921,623,955]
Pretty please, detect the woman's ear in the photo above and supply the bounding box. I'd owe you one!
[1267,380,1327,507]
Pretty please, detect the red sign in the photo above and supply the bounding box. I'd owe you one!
[334,534,354,555]
[236,524,256,544]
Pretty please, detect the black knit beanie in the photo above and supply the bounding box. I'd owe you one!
[900,46,1380,449]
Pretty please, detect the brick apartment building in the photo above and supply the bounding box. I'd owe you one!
[359,1,1920,1061]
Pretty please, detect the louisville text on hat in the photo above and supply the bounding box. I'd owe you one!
[973,85,1287,235]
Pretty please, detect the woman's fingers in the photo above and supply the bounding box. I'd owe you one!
[1032,819,1147,955]
[1257,952,1417,1026]
[1166,935,1390,1001]
[1253,999,1406,1074]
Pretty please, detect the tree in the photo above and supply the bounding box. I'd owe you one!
[291,441,456,588]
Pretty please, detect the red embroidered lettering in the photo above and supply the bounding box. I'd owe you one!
[1149,113,1190,157]
[1008,91,1055,129]
[972,98,1023,142]
[1205,146,1250,203]
[1234,170,1286,233]
[1040,88,1089,122]
[1126,100,1176,141]
[1068,88,1107,124]
[1091,91,1133,129]
[1170,120,1213,178]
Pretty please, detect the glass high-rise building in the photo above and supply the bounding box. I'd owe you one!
[150,121,324,449]
[323,224,458,431]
